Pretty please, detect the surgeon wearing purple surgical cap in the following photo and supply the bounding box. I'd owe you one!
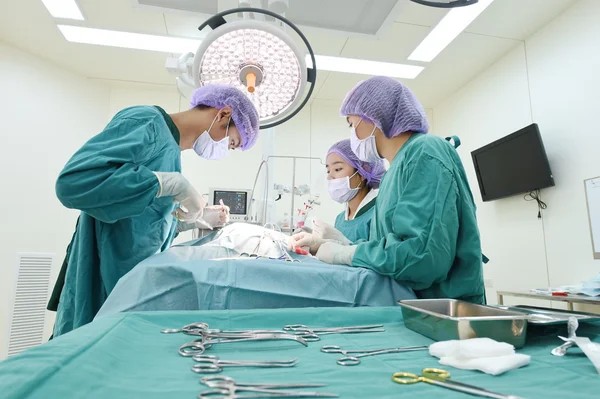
[308,76,485,305]
[290,139,385,248]
[49,84,260,337]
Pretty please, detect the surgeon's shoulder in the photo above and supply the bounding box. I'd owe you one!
[107,106,164,138]
[111,105,162,124]
[405,133,456,167]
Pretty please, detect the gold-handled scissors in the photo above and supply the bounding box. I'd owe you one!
[392,368,525,399]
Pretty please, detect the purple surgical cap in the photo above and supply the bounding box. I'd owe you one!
[190,84,260,151]
[340,76,429,138]
[327,139,386,189]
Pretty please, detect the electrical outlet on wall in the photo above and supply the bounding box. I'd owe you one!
[484,279,494,288]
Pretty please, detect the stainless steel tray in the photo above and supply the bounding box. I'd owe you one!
[398,299,528,348]
[492,305,600,325]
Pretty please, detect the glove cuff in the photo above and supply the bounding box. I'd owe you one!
[153,172,164,198]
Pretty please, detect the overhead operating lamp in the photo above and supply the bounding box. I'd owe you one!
[410,0,479,7]
[167,7,316,129]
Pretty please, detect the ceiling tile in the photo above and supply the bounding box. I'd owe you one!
[393,0,448,27]
[341,22,430,63]
[466,0,576,40]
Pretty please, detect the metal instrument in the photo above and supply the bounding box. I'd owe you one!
[179,333,307,356]
[198,376,338,398]
[392,368,524,399]
[283,324,384,342]
[321,345,428,366]
[191,355,298,374]
[161,322,284,336]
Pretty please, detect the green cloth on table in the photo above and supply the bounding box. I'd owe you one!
[0,307,599,398]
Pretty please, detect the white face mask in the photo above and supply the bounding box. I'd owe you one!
[350,119,383,163]
[193,115,230,160]
[328,171,362,203]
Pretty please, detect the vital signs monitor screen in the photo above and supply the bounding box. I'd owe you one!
[213,191,248,215]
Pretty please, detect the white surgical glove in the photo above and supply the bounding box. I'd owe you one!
[154,172,206,223]
[202,204,230,228]
[316,242,356,265]
[288,232,331,254]
[176,218,214,233]
[292,226,313,235]
[312,219,352,245]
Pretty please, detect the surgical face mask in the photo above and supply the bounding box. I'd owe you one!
[328,171,362,203]
[350,119,383,163]
[193,115,230,160]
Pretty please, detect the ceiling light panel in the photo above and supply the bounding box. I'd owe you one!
[409,0,494,62]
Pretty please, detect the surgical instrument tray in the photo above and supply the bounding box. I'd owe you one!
[398,299,529,348]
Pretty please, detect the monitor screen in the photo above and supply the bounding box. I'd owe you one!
[213,191,248,215]
[471,123,554,202]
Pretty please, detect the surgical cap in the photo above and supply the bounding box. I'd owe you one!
[327,139,386,189]
[340,76,429,138]
[190,85,260,151]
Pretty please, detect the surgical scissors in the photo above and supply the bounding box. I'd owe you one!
[392,368,524,399]
[179,333,308,357]
[283,324,384,342]
[198,376,339,398]
[191,355,298,374]
[321,345,429,366]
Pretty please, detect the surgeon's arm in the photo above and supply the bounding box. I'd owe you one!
[56,117,160,223]
[352,156,459,290]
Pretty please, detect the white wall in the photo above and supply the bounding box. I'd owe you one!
[433,0,600,311]
[0,42,111,359]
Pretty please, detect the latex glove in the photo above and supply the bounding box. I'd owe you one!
[202,204,231,228]
[312,219,352,245]
[154,172,206,223]
[288,232,329,255]
[292,226,313,235]
[316,242,356,265]
[176,218,214,233]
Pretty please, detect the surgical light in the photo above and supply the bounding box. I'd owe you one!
[171,7,316,129]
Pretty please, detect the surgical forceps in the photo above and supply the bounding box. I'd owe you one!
[179,333,307,357]
[191,355,298,374]
[392,368,524,399]
[198,376,339,399]
[282,324,384,342]
[161,322,284,336]
[321,345,429,366]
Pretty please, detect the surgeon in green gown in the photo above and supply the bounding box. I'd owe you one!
[48,84,260,337]
[290,76,485,304]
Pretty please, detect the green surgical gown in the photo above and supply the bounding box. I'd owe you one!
[334,197,375,243]
[352,133,485,304]
[53,106,181,337]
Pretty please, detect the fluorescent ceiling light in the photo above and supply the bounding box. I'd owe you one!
[41,0,84,20]
[308,55,424,79]
[57,25,201,54]
[57,25,424,79]
[409,0,494,62]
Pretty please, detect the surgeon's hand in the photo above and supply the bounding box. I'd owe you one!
[202,204,230,228]
[316,242,357,265]
[312,219,352,245]
[292,226,313,235]
[154,172,206,223]
[288,232,328,255]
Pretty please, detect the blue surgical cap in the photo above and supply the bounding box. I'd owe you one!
[190,85,260,151]
[340,76,429,138]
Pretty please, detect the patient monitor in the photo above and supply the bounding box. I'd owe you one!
[209,188,255,223]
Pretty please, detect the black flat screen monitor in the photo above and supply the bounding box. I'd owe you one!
[471,123,554,202]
